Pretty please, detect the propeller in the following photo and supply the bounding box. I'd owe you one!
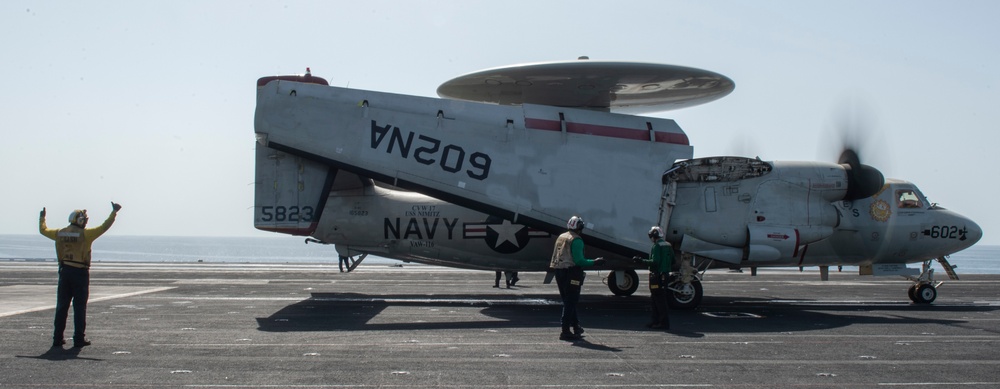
[830,100,886,201]
[839,148,884,200]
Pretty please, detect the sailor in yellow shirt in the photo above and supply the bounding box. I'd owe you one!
[39,202,121,349]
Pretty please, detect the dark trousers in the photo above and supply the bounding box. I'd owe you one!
[649,272,670,326]
[554,267,584,330]
[54,265,89,342]
[494,271,517,287]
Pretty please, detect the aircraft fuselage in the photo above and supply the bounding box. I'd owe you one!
[301,170,979,273]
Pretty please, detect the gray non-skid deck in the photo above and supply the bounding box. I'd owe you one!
[2,261,998,388]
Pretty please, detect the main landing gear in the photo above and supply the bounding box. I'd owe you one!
[906,256,959,304]
[605,256,707,309]
[666,258,705,309]
[607,269,640,296]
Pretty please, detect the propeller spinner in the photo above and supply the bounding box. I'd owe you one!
[839,149,885,200]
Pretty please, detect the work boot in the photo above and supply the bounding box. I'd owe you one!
[73,339,91,348]
[559,326,581,341]
[559,331,581,341]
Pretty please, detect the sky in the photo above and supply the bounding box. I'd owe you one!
[2,1,997,245]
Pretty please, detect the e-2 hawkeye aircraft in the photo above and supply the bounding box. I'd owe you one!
[253,60,982,309]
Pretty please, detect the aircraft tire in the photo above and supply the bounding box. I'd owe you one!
[907,284,918,303]
[668,278,703,310]
[914,284,937,304]
[607,269,639,296]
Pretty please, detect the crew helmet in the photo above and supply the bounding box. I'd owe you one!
[566,216,585,231]
[648,226,663,240]
[69,209,88,226]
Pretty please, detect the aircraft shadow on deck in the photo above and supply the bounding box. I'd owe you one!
[255,292,989,334]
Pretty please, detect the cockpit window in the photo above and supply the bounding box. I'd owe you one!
[896,189,924,209]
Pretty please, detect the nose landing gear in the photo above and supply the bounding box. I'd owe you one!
[908,283,937,304]
[906,256,958,304]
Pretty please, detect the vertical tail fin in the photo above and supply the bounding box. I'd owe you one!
[253,141,334,236]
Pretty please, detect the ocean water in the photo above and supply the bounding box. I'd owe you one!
[0,234,393,265]
[1,234,997,274]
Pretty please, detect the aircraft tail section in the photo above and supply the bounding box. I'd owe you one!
[253,141,335,236]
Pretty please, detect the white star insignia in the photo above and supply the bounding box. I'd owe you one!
[488,220,523,249]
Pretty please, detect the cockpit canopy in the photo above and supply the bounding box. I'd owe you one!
[888,181,931,210]
[896,188,924,209]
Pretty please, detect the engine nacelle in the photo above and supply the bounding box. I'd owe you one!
[751,161,844,235]
[668,157,850,263]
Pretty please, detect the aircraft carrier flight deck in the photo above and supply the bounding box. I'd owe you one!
[2,262,999,388]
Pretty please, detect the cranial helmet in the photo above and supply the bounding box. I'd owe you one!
[69,210,88,226]
[648,226,663,240]
[566,216,585,231]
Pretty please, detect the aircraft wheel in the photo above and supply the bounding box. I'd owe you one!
[913,284,937,304]
[607,269,639,296]
[668,278,703,310]
[907,284,918,303]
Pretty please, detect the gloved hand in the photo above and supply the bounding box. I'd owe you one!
[111,202,122,212]
[40,207,46,218]
[593,257,606,266]
[632,256,644,263]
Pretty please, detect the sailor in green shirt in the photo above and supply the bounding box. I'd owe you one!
[633,226,673,329]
